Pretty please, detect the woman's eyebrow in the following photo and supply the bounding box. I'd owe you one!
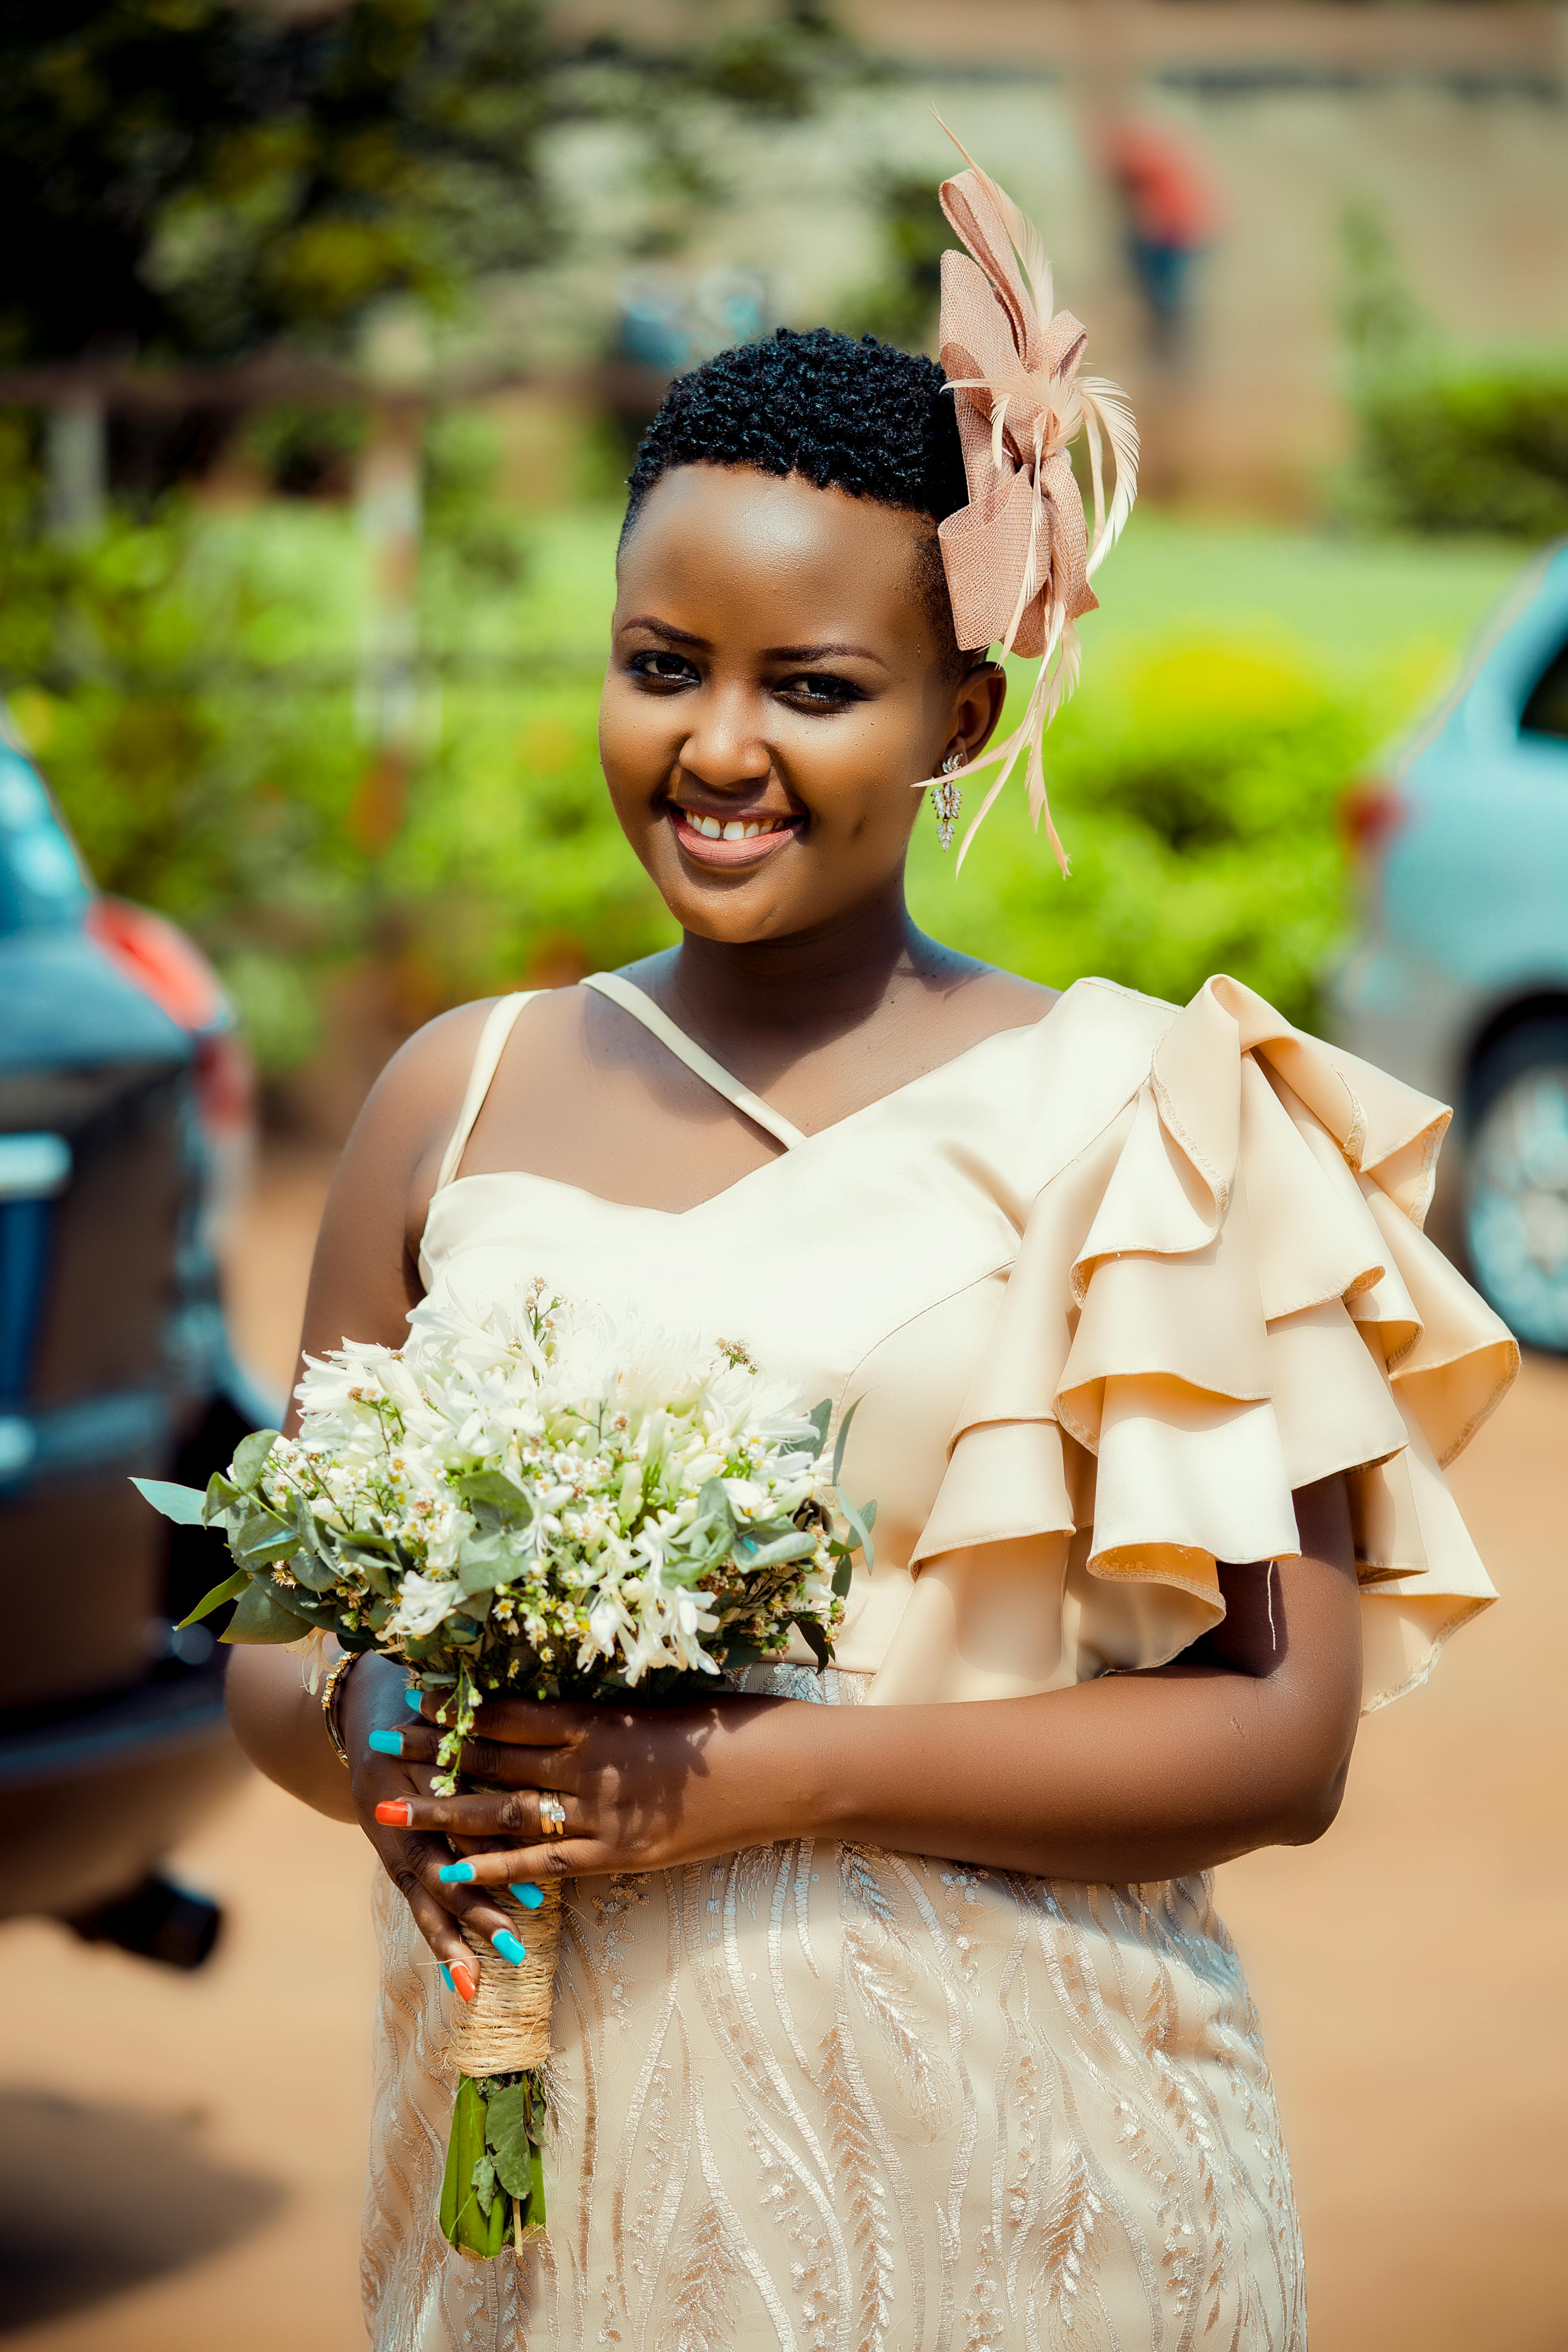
[764,640,890,668]
[618,616,710,646]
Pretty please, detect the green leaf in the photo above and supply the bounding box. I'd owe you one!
[458,1534,517,1596]
[836,1490,876,1573]
[697,1477,733,1529]
[202,1471,242,1523]
[805,1398,831,1455]
[484,2080,539,2202]
[458,1470,534,1525]
[222,1579,314,1645]
[129,1477,208,1526]
[471,2151,497,2218]
[830,1556,854,1600]
[230,1429,281,1491]
[230,1501,304,1565]
[176,1567,252,1628]
[832,1396,863,1486]
[735,1529,817,1569]
[287,1546,339,1593]
[793,1615,832,1671]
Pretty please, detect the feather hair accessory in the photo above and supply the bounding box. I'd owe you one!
[926,122,1139,872]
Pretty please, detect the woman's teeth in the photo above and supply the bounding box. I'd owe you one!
[683,812,788,841]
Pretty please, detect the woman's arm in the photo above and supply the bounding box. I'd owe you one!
[369,1474,1361,1981]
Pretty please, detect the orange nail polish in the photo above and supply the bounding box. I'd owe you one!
[450,1963,476,2002]
[375,1800,412,1826]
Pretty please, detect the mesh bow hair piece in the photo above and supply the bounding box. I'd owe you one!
[927,126,1139,872]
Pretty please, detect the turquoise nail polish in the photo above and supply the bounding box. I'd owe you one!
[509,1882,544,1911]
[402,1687,423,1712]
[441,1963,453,1990]
[438,1861,475,1884]
[367,1727,403,1757]
[493,1929,527,1966]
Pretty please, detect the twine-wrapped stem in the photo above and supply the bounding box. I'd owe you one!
[449,1881,562,2076]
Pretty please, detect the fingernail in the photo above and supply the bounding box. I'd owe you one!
[438,1861,475,1884]
[509,1882,544,1910]
[450,1963,476,2002]
[441,1963,453,1990]
[492,1929,527,1966]
[402,1687,424,1712]
[375,1800,412,1826]
[368,1727,403,1756]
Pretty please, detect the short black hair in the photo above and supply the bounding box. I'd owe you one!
[621,328,975,665]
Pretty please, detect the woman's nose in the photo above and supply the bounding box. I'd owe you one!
[677,684,771,790]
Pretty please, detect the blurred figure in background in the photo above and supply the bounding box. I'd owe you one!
[1100,114,1225,362]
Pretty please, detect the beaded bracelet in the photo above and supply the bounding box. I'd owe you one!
[320,1651,361,1769]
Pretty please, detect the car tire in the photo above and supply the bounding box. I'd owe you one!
[1464,1014,1568,1354]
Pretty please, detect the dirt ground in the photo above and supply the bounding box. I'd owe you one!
[3,1142,1564,2351]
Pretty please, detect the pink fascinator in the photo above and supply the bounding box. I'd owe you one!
[928,125,1139,871]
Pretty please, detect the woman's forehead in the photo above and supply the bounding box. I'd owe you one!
[616,464,929,638]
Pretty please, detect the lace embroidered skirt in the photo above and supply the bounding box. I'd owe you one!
[360,1670,1305,2351]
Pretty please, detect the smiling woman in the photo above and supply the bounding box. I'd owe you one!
[224,159,1514,2352]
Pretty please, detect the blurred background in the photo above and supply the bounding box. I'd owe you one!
[0,1,1565,2346]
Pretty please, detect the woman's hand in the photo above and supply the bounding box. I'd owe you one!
[345,1682,816,1984]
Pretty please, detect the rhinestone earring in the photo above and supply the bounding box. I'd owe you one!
[931,752,963,851]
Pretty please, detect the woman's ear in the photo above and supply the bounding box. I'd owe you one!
[949,659,1008,764]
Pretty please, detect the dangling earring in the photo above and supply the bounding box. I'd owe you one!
[931,751,963,851]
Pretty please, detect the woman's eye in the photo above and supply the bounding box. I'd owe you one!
[627,650,699,686]
[779,672,862,708]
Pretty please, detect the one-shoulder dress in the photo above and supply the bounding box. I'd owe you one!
[360,971,1516,2352]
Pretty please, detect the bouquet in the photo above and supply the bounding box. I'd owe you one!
[135,1283,872,2259]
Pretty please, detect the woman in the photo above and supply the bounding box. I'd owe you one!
[228,159,1514,2350]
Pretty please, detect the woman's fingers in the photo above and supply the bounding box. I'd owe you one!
[375,1783,582,1844]
[372,1725,577,1791]
[409,1691,591,1749]
[371,1822,539,1972]
[420,1837,605,1889]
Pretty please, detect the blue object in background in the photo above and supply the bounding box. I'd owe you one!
[1332,538,1568,1350]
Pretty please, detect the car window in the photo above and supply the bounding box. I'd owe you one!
[1522,637,1568,739]
[0,728,91,934]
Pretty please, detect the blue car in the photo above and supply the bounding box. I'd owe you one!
[0,714,266,1965]
[1332,539,1568,1352]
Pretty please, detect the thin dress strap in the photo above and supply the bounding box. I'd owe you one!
[581,971,806,1150]
[433,992,538,1192]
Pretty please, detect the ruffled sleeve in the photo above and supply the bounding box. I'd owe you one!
[877,974,1517,1715]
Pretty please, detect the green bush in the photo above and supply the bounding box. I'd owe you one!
[1354,358,1568,538]
[909,637,1366,1031]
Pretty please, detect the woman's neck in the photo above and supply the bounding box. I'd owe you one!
[660,882,953,1050]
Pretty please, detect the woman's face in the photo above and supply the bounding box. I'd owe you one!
[599,464,1004,943]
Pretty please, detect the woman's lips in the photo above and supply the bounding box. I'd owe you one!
[668,807,800,869]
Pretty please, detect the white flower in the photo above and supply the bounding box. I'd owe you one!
[387,1572,461,1638]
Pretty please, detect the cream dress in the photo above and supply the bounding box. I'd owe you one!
[361,971,1515,2352]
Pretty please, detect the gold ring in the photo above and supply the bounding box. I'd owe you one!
[538,1792,567,1839]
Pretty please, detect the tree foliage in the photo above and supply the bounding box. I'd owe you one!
[0,0,854,365]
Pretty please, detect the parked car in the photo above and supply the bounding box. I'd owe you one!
[1332,538,1568,1353]
[0,710,267,1968]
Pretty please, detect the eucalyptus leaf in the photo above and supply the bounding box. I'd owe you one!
[806,1398,831,1454]
[483,2081,539,2202]
[830,1556,854,1601]
[129,1476,207,1526]
[231,1429,280,1492]
[837,1490,876,1573]
[459,1470,534,1525]
[697,1478,734,1530]
[222,1578,314,1645]
[230,1500,302,1564]
[202,1471,242,1523]
[176,1566,251,1627]
[459,1535,517,1596]
[832,1396,863,1487]
[735,1529,818,1569]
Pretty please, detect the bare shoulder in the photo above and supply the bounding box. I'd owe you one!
[923,949,1060,1047]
